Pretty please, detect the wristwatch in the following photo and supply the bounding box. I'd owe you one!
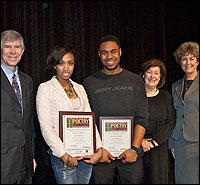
[131,145,142,154]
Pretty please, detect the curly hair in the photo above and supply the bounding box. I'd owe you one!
[173,41,199,64]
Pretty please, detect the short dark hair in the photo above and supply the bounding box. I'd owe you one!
[140,58,167,88]
[98,35,120,51]
[45,45,76,80]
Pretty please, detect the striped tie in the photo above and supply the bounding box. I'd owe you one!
[12,74,22,106]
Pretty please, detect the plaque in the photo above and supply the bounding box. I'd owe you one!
[99,116,133,157]
[59,111,96,157]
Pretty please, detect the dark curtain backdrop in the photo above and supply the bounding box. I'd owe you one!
[1,1,199,184]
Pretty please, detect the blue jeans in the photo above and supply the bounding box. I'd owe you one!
[49,151,92,184]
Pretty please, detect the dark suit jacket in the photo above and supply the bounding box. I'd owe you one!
[1,69,35,184]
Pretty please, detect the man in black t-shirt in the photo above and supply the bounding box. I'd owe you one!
[83,35,149,184]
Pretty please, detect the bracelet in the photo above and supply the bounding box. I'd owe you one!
[65,154,71,164]
[151,140,156,147]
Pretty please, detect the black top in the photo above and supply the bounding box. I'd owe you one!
[143,89,176,184]
[145,89,175,143]
[83,69,149,129]
[182,80,193,99]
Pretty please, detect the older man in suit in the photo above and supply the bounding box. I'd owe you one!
[1,30,36,184]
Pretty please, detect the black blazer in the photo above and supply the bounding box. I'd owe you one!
[1,69,35,184]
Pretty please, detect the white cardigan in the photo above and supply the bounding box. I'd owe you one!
[36,76,102,158]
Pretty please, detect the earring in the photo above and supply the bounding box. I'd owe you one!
[142,75,145,78]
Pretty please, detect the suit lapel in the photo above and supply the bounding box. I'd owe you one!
[1,69,20,105]
[19,72,26,110]
[174,77,185,105]
[184,72,199,97]
[72,82,86,111]
[50,77,85,111]
[51,77,74,110]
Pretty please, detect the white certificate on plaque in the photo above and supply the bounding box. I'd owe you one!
[99,116,133,157]
[59,111,96,157]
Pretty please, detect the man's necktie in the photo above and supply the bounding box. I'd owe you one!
[12,74,22,106]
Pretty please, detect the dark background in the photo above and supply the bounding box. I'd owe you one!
[1,1,199,184]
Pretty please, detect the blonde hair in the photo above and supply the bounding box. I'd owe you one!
[173,41,199,64]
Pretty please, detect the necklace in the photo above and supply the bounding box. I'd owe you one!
[184,80,193,91]
[63,82,73,98]
[146,88,158,95]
